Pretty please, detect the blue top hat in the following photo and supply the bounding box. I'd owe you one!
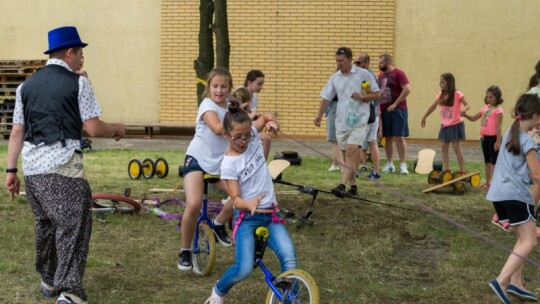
[44,26,88,55]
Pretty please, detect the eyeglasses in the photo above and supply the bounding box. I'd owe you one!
[231,132,256,145]
[354,61,365,66]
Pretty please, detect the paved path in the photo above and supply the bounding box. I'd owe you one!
[7,136,482,163]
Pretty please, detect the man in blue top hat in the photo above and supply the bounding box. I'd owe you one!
[4,26,126,304]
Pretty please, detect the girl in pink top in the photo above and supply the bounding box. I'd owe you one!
[462,86,504,189]
[421,73,470,173]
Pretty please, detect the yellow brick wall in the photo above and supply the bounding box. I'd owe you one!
[161,1,394,138]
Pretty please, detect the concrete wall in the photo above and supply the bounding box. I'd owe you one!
[0,0,160,123]
[395,0,540,139]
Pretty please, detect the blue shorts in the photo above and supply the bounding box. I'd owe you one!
[381,108,409,137]
[183,155,206,176]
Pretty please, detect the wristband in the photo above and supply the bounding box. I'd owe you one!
[5,168,18,173]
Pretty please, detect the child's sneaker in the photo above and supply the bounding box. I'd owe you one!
[360,165,368,172]
[368,172,381,179]
[204,288,224,304]
[381,162,395,173]
[399,162,409,175]
[178,250,192,271]
[211,221,232,247]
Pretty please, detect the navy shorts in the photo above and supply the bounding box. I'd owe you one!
[481,135,499,164]
[183,155,206,176]
[381,108,409,137]
[493,200,536,226]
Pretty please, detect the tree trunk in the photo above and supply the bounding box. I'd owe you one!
[213,0,230,69]
[194,0,215,105]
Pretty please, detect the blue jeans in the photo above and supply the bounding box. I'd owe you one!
[215,210,297,296]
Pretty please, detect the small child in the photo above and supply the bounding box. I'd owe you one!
[486,93,540,303]
[461,85,504,189]
[421,73,470,174]
[204,100,296,304]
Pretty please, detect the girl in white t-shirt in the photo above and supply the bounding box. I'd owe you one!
[178,67,235,271]
[204,100,296,303]
[421,73,470,173]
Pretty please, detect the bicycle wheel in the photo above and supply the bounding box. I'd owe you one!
[266,269,319,304]
[92,193,141,213]
[192,223,216,276]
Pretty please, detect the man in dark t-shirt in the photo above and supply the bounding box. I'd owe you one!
[378,54,411,175]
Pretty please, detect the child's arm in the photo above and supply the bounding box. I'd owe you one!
[420,99,439,128]
[461,108,482,121]
[495,113,503,151]
[253,112,279,134]
[201,111,225,136]
[225,179,265,215]
[459,96,470,113]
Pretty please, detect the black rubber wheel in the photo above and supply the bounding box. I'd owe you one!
[92,193,141,213]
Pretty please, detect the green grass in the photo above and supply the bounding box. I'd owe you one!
[1,146,539,303]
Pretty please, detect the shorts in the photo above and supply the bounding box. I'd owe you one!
[381,108,409,137]
[493,200,536,226]
[363,116,379,147]
[336,125,367,151]
[326,102,337,142]
[438,121,466,143]
[183,155,206,176]
[481,135,499,164]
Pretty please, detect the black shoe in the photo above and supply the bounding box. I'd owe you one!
[178,250,192,271]
[346,186,358,196]
[212,222,232,247]
[331,184,346,198]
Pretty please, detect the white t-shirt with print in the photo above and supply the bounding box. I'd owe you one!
[185,98,228,174]
[13,59,102,176]
[220,126,276,209]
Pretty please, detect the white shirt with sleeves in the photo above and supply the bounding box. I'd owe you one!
[320,66,380,132]
[185,97,228,174]
[220,126,277,209]
[13,59,102,176]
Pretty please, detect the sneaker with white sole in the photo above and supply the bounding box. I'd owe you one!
[400,162,409,175]
[211,221,232,247]
[178,250,192,271]
[381,162,395,173]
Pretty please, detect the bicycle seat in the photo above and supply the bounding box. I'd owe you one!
[203,173,220,184]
